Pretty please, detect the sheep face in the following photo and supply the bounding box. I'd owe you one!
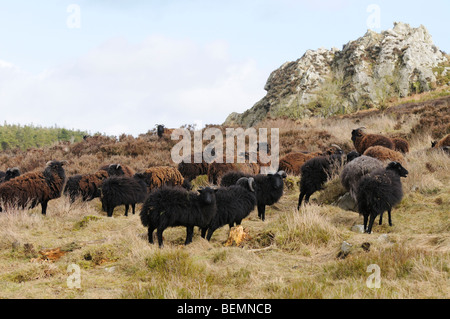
[198,187,217,205]
[351,129,364,143]
[5,168,20,181]
[107,164,125,176]
[386,162,409,178]
[346,151,361,163]
[268,171,286,190]
[44,160,67,177]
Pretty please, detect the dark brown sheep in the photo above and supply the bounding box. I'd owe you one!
[135,166,185,192]
[177,153,210,182]
[351,128,395,154]
[278,145,343,176]
[363,146,406,166]
[64,169,110,202]
[99,163,135,177]
[207,161,260,185]
[0,160,67,215]
[391,137,410,154]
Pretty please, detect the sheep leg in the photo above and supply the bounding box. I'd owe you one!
[41,200,48,215]
[124,205,129,217]
[366,214,376,234]
[388,209,393,226]
[257,203,266,221]
[200,228,207,238]
[185,226,194,245]
[363,214,368,232]
[157,227,165,248]
[107,205,115,217]
[147,225,156,244]
[379,212,383,225]
[206,228,216,241]
[297,191,306,209]
[131,203,136,215]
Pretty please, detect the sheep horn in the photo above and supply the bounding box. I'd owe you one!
[331,144,342,150]
[248,177,255,192]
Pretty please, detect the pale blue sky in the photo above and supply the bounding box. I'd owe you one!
[0,0,449,136]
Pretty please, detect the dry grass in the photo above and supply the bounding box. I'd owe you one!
[0,94,449,299]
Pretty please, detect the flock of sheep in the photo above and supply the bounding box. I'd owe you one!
[0,129,448,247]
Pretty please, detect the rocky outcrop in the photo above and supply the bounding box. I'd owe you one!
[225,22,448,127]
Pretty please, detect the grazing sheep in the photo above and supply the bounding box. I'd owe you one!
[99,163,135,177]
[177,153,210,182]
[0,160,67,215]
[207,161,259,185]
[340,155,384,201]
[279,145,343,176]
[391,137,410,154]
[135,166,185,192]
[431,134,450,149]
[101,175,148,217]
[356,161,408,234]
[363,146,406,166]
[219,171,253,187]
[140,186,218,247]
[201,177,257,241]
[0,168,21,183]
[351,128,395,154]
[64,170,109,202]
[297,154,345,209]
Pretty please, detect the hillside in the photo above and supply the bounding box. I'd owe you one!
[225,22,450,127]
[0,91,448,299]
[0,123,88,151]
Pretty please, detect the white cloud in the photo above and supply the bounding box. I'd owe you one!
[0,35,266,136]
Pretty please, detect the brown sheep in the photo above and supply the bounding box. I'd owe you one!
[363,146,406,166]
[99,163,135,177]
[135,166,185,192]
[391,138,410,154]
[432,134,450,149]
[278,144,343,176]
[207,162,260,185]
[177,153,210,182]
[351,128,395,154]
[64,170,110,202]
[0,160,67,215]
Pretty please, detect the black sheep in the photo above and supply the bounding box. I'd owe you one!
[0,168,21,183]
[201,177,257,241]
[101,175,148,217]
[219,171,252,187]
[140,186,217,247]
[219,170,286,221]
[356,161,408,234]
[254,170,287,221]
[297,154,345,209]
[157,125,165,138]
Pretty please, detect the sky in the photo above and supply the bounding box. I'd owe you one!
[0,0,449,136]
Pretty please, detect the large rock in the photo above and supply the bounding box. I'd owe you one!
[225,22,448,127]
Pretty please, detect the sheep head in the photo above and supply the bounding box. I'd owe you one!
[386,161,409,178]
[351,127,366,143]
